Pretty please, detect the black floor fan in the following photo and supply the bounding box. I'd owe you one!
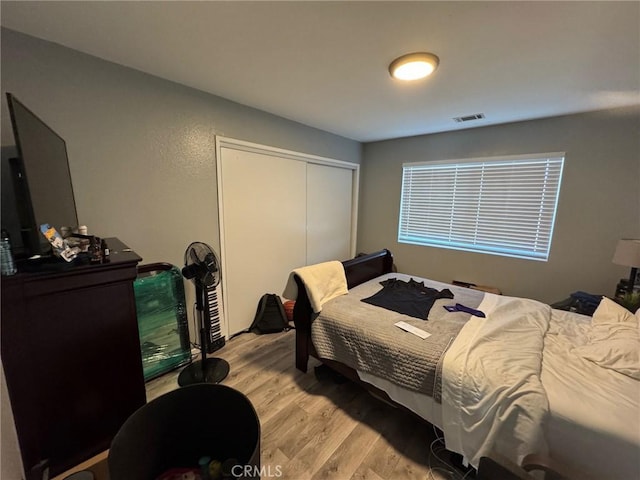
[178,241,230,386]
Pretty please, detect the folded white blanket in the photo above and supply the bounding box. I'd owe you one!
[283,261,348,313]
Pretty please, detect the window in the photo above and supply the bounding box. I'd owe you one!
[398,153,565,261]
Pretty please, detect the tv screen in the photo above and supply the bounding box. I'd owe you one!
[6,93,79,258]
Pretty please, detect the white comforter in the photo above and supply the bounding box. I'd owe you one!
[441,293,551,468]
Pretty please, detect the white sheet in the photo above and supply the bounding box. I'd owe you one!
[441,293,550,468]
[542,310,640,480]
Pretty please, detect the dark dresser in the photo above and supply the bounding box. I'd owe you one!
[1,238,146,479]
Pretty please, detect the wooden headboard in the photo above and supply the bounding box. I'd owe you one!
[343,249,394,289]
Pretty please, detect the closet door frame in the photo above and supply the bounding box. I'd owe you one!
[215,136,359,338]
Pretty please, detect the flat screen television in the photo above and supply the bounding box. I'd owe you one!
[6,93,79,258]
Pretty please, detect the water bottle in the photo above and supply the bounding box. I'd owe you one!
[1,229,17,276]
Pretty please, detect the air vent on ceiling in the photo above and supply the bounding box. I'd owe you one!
[453,113,485,123]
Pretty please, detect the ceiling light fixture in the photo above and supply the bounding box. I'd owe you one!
[389,52,439,81]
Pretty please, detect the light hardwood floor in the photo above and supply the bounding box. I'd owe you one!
[145,330,471,480]
[55,330,471,480]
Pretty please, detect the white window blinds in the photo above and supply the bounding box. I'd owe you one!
[398,153,565,261]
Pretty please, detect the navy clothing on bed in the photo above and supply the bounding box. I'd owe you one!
[361,277,454,320]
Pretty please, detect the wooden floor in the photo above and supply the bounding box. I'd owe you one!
[57,330,472,480]
[145,330,469,480]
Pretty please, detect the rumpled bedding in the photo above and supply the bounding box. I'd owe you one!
[542,309,640,480]
[441,293,551,468]
[304,266,639,478]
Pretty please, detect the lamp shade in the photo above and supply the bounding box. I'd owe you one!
[612,239,640,267]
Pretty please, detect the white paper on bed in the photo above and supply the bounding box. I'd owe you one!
[441,293,550,468]
[282,260,348,313]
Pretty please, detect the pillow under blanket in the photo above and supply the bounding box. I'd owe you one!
[574,297,640,379]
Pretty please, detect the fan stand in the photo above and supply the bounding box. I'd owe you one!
[178,282,230,386]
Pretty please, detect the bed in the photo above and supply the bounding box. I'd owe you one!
[284,249,640,480]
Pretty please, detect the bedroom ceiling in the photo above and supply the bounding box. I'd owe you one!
[1,1,639,142]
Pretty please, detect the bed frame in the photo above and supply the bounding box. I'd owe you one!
[290,249,590,480]
[292,249,398,400]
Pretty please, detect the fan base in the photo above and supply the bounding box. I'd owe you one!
[178,358,230,386]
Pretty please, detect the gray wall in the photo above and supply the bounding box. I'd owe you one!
[0,27,361,480]
[1,28,361,268]
[358,108,640,303]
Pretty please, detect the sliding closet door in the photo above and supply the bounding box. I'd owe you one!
[306,163,355,264]
[218,147,306,337]
[218,138,358,337]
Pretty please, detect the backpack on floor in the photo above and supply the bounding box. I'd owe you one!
[250,293,290,334]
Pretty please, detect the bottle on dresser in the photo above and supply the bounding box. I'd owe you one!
[1,229,17,276]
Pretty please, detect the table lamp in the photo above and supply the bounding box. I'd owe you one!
[612,239,640,294]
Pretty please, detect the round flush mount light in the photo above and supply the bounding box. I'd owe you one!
[389,52,439,81]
